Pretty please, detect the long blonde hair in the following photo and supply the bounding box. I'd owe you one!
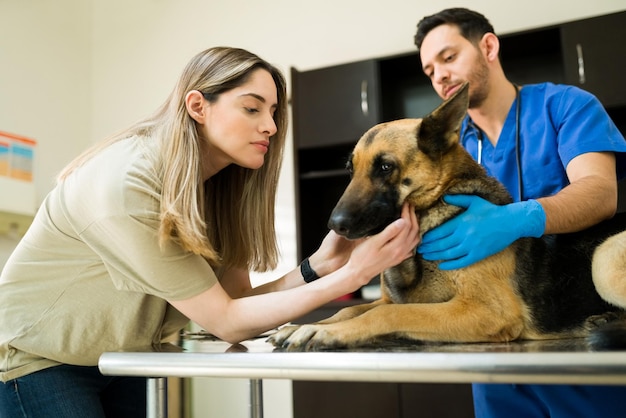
[58,47,288,272]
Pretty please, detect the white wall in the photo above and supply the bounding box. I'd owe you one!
[0,0,91,203]
[2,1,625,417]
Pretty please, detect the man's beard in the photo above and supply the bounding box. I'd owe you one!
[467,55,490,109]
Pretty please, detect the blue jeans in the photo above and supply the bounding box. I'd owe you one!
[473,383,626,418]
[0,364,146,418]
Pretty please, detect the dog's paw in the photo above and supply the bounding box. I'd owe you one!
[270,324,346,351]
[584,312,624,329]
[266,324,301,347]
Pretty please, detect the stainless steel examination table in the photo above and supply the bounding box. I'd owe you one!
[99,332,626,418]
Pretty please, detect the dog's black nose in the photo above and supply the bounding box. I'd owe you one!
[328,212,351,237]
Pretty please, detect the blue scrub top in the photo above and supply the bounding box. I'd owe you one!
[460,83,626,201]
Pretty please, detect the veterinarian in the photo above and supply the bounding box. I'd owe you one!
[414,8,626,418]
[0,46,420,417]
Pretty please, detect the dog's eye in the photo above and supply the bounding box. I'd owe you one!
[372,155,394,176]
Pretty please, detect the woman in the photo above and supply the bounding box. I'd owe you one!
[0,47,419,417]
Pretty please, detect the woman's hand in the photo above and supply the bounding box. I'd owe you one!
[170,204,419,344]
[310,204,419,279]
[345,203,420,286]
[308,230,362,277]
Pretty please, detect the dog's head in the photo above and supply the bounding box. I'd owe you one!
[328,82,481,239]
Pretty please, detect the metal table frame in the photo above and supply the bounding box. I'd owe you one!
[99,338,626,418]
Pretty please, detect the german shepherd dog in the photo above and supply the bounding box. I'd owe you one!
[270,83,626,351]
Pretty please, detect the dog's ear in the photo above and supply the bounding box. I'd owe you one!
[416,82,469,157]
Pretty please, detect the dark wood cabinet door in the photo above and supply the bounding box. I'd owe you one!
[292,381,475,418]
[293,381,401,418]
[400,383,475,418]
[561,11,626,108]
[499,26,565,86]
[291,60,381,149]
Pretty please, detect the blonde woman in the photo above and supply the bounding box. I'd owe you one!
[0,47,419,417]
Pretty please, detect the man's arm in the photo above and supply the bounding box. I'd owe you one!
[418,151,619,270]
[538,152,617,234]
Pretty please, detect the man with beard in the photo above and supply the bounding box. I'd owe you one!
[414,7,626,418]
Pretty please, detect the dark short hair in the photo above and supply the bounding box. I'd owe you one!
[414,8,495,52]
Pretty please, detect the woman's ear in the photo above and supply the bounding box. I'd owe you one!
[480,32,500,63]
[185,90,207,123]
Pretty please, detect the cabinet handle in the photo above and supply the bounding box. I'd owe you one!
[360,80,369,116]
[576,43,586,85]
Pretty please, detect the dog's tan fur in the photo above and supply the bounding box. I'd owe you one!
[269,83,626,351]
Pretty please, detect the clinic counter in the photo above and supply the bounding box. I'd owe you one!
[98,333,626,417]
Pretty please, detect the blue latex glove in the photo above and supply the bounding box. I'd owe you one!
[418,194,546,270]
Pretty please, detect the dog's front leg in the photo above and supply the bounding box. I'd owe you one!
[268,298,389,347]
[275,297,523,351]
[317,298,389,324]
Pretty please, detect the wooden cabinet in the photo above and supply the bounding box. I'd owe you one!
[499,26,565,86]
[561,12,626,108]
[295,143,353,260]
[292,60,381,149]
[293,381,474,418]
[291,61,379,260]
[291,52,441,262]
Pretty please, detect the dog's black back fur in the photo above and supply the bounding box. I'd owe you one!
[515,213,626,334]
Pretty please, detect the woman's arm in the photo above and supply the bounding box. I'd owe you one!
[222,228,366,298]
[168,203,419,344]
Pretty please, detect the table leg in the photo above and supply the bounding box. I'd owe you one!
[147,377,168,418]
[249,379,263,418]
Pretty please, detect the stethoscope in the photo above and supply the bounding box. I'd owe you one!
[466,84,523,202]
